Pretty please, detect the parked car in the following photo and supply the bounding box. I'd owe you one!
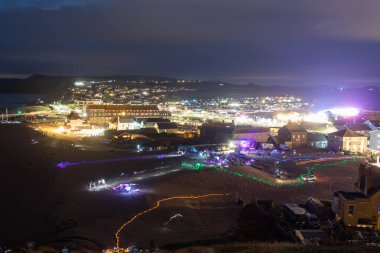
[302,174,317,182]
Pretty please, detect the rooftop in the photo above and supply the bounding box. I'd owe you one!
[156,122,178,129]
[336,191,369,201]
[233,126,270,134]
[87,104,159,111]
[345,123,372,132]
[67,111,81,120]
[144,118,170,123]
[282,124,307,133]
[110,116,135,124]
[329,129,366,138]
[307,133,328,142]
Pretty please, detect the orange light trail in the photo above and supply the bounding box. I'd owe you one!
[115,193,229,250]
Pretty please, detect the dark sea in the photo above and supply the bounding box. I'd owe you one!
[0,93,43,109]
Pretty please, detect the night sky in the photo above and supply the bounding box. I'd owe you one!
[1,0,380,86]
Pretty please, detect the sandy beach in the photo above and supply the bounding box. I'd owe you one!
[0,124,362,250]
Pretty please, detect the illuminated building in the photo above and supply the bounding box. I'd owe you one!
[328,129,367,153]
[278,123,308,148]
[333,164,380,230]
[66,111,84,129]
[74,99,102,113]
[86,104,170,124]
[108,116,142,130]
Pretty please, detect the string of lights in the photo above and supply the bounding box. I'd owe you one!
[181,157,357,187]
[181,162,275,186]
[295,157,357,185]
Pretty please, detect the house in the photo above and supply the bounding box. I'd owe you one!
[108,116,141,131]
[332,164,380,230]
[154,122,178,133]
[308,133,328,149]
[232,126,271,143]
[74,99,102,114]
[328,129,367,153]
[278,123,308,148]
[67,111,84,129]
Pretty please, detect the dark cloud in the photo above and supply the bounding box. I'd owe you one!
[1,0,380,85]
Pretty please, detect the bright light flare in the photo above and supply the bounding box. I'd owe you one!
[235,115,254,124]
[303,112,328,123]
[275,112,301,123]
[53,126,66,133]
[327,107,359,117]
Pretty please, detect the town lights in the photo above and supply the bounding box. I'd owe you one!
[74,81,85,86]
[53,126,66,133]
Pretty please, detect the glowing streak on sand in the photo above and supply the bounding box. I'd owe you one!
[115,193,229,250]
[56,153,181,168]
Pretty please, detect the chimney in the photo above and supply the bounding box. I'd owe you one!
[358,164,374,195]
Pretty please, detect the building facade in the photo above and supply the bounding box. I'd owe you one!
[333,164,380,230]
[278,123,308,148]
[74,99,103,114]
[308,133,328,149]
[108,116,142,131]
[87,104,170,124]
[328,129,367,153]
[369,129,380,152]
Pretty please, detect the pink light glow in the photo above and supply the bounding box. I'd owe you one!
[326,107,359,117]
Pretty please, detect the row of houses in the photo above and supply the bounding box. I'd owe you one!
[199,121,377,153]
[274,123,371,153]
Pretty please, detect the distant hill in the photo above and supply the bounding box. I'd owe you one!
[0,74,73,95]
[0,74,180,94]
[1,74,380,110]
